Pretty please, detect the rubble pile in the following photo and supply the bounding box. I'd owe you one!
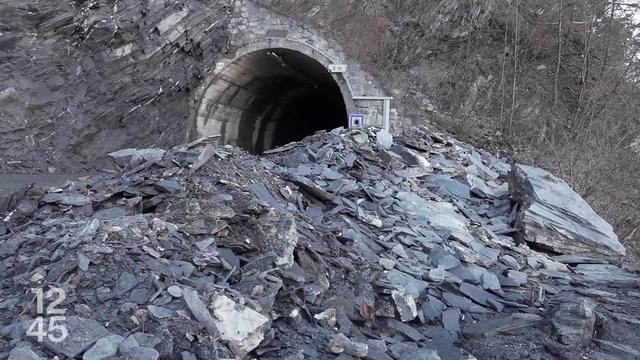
[1,126,639,359]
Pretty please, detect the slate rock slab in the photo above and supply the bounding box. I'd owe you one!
[40,316,112,358]
[509,164,625,263]
[574,264,640,288]
[42,193,91,206]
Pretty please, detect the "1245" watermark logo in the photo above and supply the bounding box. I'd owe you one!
[26,287,68,343]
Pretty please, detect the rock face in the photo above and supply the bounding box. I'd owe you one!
[509,164,625,263]
[0,0,230,173]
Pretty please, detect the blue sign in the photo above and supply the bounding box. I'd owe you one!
[349,114,366,128]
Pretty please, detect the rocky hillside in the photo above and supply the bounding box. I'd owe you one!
[0,0,230,173]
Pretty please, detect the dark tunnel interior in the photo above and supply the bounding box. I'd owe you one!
[196,48,349,153]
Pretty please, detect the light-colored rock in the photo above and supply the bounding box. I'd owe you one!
[391,290,418,322]
[210,295,270,355]
[314,308,338,328]
[379,258,396,270]
[274,213,299,268]
[574,264,640,288]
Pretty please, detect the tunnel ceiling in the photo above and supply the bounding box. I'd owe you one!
[196,48,348,153]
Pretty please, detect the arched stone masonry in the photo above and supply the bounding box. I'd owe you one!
[191,0,395,151]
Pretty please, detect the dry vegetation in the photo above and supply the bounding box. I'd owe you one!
[260,0,640,259]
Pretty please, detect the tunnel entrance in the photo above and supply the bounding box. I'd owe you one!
[196,48,349,153]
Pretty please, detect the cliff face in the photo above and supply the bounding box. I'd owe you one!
[0,0,231,173]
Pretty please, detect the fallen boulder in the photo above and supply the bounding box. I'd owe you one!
[509,164,625,263]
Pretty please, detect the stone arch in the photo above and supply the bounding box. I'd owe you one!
[193,39,356,153]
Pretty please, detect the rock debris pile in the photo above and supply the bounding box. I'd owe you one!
[1,126,639,359]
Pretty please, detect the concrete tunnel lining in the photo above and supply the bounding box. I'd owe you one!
[195,47,351,153]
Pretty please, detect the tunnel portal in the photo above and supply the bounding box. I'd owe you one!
[196,48,349,154]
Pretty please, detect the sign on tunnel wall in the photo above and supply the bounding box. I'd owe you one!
[349,114,366,128]
[328,64,348,73]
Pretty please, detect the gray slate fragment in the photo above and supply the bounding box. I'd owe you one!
[459,282,503,312]
[78,254,90,271]
[156,179,181,193]
[181,352,198,360]
[131,333,160,348]
[147,305,174,319]
[376,129,393,150]
[442,292,491,313]
[477,247,500,267]
[182,288,219,336]
[195,238,215,251]
[249,183,285,212]
[82,335,124,360]
[462,313,543,338]
[509,164,625,262]
[392,290,418,322]
[327,333,368,357]
[386,269,428,298]
[594,340,640,359]
[421,295,445,323]
[42,193,91,206]
[388,343,441,360]
[574,264,640,288]
[8,346,46,360]
[395,191,475,245]
[129,347,160,360]
[505,271,528,286]
[481,271,501,291]
[167,285,182,298]
[366,339,394,360]
[283,173,335,202]
[94,207,126,220]
[39,316,111,358]
[118,336,139,354]
[387,319,425,341]
[442,308,461,335]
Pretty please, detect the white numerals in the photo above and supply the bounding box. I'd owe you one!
[27,287,68,343]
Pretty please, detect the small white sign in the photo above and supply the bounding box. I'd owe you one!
[328,64,348,73]
[349,114,366,128]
